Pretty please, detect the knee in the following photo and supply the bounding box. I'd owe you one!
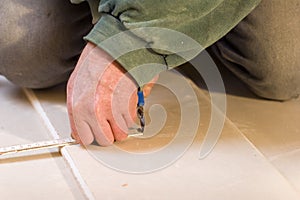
[252,63,300,101]
[0,0,92,88]
[3,65,72,89]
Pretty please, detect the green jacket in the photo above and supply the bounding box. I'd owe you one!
[71,0,261,86]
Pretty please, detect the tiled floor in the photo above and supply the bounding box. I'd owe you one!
[0,77,85,199]
[1,51,300,199]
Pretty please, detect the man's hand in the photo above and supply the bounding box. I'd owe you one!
[67,42,139,146]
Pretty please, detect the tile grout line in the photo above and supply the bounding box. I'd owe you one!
[268,147,300,162]
[22,88,95,200]
[224,116,300,197]
[61,147,95,200]
[186,80,275,162]
[22,89,60,139]
[197,89,300,196]
[198,90,268,159]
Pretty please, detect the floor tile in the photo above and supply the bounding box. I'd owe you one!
[0,76,51,145]
[179,52,300,158]
[0,76,84,199]
[33,84,71,138]
[0,148,84,200]
[180,52,300,197]
[271,149,300,193]
[226,94,300,158]
[62,71,300,200]
[217,65,300,158]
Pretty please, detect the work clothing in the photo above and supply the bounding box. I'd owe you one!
[0,0,299,100]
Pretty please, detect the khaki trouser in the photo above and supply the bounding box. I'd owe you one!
[0,0,92,88]
[208,0,300,100]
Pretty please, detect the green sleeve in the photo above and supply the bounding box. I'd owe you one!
[82,0,261,86]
